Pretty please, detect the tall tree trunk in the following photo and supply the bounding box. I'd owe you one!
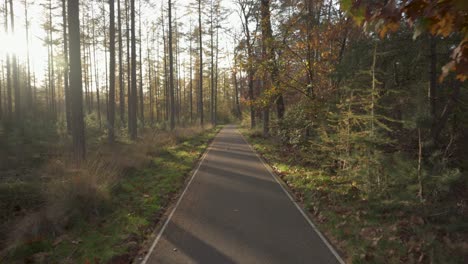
[126,0,132,130]
[260,0,275,136]
[68,0,86,161]
[109,0,116,142]
[4,0,12,120]
[62,0,71,133]
[10,0,20,121]
[147,40,153,125]
[233,69,241,118]
[168,0,175,130]
[429,36,438,144]
[198,0,203,127]
[118,0,125,124]
[129,0,137,139]
[175,14,181,124]
[189,20,193,123]
[214,11,219,126]
[49,0,57,118]
[155,31,160,122]
[81,11,90,115]
[210,0,215,125]
[240,3,255,128]
[161,8,169,122]
[103,3,109,120]
[24,1,33,112]
[270,0,284,121]
[91,4,102,129]
[138,0,144,126]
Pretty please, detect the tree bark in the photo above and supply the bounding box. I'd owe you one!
[168,0,175,130]
[198,0,204,127]
[239,2,255,128]
[210,0,215,125]
[129,0,137,139]
[68,0,86,161]
[260,0,271,137]
[189,20,193,123]
[62,0,71,133]
[138,0,144,126]
[24,1,33,113]
[4,0,12,120]
[10,0,20,120]
[126,0,132,130]
[118,0,125,124]
[109,0,116,142]
[91,4,102,129]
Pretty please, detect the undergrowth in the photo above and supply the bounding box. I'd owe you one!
[241,128,467,264]
[0,125,220,263]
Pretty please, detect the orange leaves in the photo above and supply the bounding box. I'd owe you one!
[341,0,468,81]
[441,38,468,82]
[379,21,400,38]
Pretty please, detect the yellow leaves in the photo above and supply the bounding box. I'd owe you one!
[440,38,468,82]
[430,13,455,37]
[379,21,400,38]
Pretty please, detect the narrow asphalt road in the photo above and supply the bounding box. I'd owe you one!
[142,125,343,264]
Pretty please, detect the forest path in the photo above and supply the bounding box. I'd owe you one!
[142,125,344,264]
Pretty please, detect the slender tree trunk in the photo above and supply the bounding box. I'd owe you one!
[81,11,90,115]
[240,4,255,128]
[91,5,102,129]
[189,21,193,123]
[68,0,86,161]
[10,0,20,121]
[62,0,71,132]
[233,70,241,118]
[126,0,131,130]
[168,0,175,130]
[129,0,137,139]
[429,36,438,144]
[4,0,12,120]
[161,9,169,122]
[148,42,153,125]
[261,0,278,136]
[24,1,32,112]
[103,3,109,119]
[198,0,203,127]
[175,15,181,124]
[155,31,160,122]
[109,0,116,142]
[87,37,94,113]
[214,12,219,125]
[50,0,57,118]
[118,0,125,125]
[210,0,215,125]
[138,0,144,126]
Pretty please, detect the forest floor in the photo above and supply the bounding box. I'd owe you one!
[0,123,221,263]
[240,128,468,264]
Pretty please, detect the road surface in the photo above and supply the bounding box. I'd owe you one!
[142,125,343,264]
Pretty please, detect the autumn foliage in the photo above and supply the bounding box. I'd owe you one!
[342,0,468,81]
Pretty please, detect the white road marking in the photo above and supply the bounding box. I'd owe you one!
[140,134,216,264]
[142,127,345,264]
[238,129,346,264]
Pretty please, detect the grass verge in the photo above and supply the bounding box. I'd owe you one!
[0,126,221,263]
[240,128,467,264]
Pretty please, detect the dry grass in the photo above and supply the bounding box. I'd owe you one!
[3,125,212,254]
